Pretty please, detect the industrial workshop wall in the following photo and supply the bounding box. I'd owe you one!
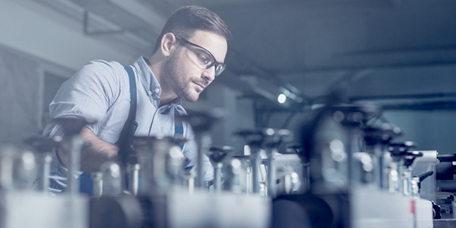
[0,0,139,72]
[0,46,41,145]
[267,64,456,155]
[0,44,75,146]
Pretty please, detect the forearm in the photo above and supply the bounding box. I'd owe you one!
[58,127,119,173]
[80,127,119,172]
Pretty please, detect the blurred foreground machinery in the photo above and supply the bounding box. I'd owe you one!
[0,118,91,228]
[1,106,456,228]
[0,111,271,228]
[271,102,439,228]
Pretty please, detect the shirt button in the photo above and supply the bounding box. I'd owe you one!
[148,91,152,95]
[154,88,160,93]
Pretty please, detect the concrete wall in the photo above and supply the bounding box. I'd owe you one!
[0,0,141,71]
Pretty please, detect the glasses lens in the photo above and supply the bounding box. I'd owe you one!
[215,64,226,76]
[175,34,226,77]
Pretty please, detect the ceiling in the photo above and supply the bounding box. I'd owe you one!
[33,0,456,109]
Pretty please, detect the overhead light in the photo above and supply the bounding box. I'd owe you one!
[278,94,287,104]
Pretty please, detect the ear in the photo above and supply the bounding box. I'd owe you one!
[160,33,178,58]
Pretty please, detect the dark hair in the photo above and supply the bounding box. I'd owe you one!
[152,5,232,53]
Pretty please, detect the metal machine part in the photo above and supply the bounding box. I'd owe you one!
[363,123,402,189]
[180,160,196,194]
[1,191,88,228]
[234,128,293,196]
[100,162,122,196]
[262,128,292,197]
[128,163,140,196]
[435,192,455,219]
[175,109,223,189]
[132,136,186,195]
[435,153,456,194]
[0,144,88,228]
[25,136,60,193]
[411,150,438,202]
[352,152,375,185]
[351,186,434,228]
[296,103,383,227]
[52,117,96,195]
[234,130,264,194]
[89,194,143,228]
[387,141,417,193]
[91,172,103,197]
[304,103,381,193]
[0,145,37,191]
[223,158,248,193]
[402,151,423,196]
[90,136,186,228]
[208,146,234,192]
[276,166,301,195]
[275,153,304,195]
[167,189,271,228]
[284,144,309,192]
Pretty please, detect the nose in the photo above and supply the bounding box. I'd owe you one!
[201,66,216,83]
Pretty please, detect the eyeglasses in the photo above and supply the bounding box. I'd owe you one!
[174,35,226,77]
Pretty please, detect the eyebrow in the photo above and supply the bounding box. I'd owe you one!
[175,35,223,64]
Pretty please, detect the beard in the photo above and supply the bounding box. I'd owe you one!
[162,48,200,102]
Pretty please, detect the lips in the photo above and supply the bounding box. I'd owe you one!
[194,82,206,90]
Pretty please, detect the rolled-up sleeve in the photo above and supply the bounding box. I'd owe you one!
[48,60,122,135]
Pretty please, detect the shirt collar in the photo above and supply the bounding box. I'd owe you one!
[133,57,182,106]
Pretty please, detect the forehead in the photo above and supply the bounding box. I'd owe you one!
[187,30,228,62]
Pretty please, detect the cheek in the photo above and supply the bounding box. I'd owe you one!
[180,63,201,80]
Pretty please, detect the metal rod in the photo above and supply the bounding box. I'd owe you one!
[214,163,222,192]
[129,163,140,196]
[372,147,382,189]
[101,162,122,195]
[250,147,261,194]
[138,149,151,195]
[38,154,52,193]
[266,148,276,197]
[67,136,82,194]
[346,132,354,189]
[91,172,103,197]
[380,150,389,189]
[196,133,211,189]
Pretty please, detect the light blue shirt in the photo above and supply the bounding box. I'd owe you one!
[44,57,213,193]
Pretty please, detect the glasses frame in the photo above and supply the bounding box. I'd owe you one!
[174,34,226,77]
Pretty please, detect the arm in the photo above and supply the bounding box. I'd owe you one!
[48,61,126,173]
[58,127,119,173]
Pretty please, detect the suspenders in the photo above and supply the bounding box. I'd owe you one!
[116,65,138,168]
[79,64,184,195]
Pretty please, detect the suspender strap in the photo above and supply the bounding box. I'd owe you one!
[116,65,138,167]
[174,107,184,150]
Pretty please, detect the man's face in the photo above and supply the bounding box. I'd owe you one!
[162,30,228,102]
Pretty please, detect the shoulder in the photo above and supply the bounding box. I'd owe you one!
[78,60,126,80]
[69,60,130,91]
[174,105,188,116]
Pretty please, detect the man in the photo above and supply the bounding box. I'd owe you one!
[43,5,232,193]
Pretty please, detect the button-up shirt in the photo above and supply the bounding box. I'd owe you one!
[44,57,213,192]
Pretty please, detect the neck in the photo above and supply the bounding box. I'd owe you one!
[147,55,178,107]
